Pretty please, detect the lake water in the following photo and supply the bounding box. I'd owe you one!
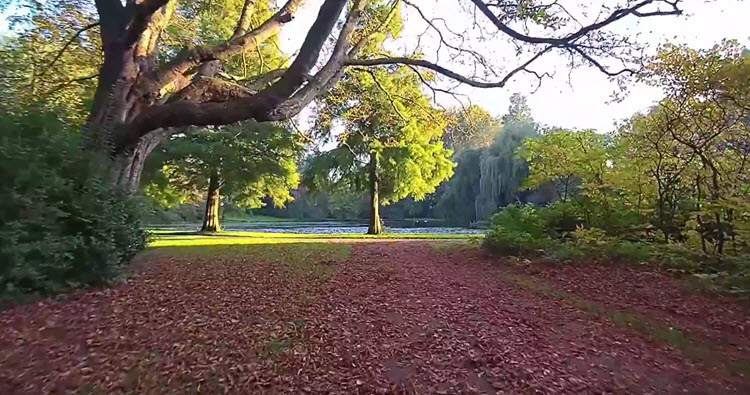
[154,220,484,235]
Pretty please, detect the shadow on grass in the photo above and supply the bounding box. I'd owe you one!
[141,241,351,282]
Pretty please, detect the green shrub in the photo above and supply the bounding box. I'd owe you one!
[538,200,584,235]
[484,205,552,255]
[0,110,147,301]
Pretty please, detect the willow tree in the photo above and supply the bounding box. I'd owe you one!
[472,94,539,219]
[143,122,301,231]
[306,67,454,234]
[1,0,684,191]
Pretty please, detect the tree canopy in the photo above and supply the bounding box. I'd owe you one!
[305,66,453,233]
[144,121,301,231]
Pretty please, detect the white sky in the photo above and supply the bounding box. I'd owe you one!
[279,0,750,133]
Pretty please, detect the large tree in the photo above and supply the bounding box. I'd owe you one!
[306,67,454,234]
[2,0,684,190]
[144,121,301,231]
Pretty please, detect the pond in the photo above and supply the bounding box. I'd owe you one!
[153,219,484,235]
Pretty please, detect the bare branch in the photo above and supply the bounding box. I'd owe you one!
[44,73,100,97]
[345,46,551,89]
[470,0,681,46]
[568,46,634,77]
[37,22,100,79]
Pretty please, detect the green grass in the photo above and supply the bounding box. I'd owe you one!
[147,230,483,248]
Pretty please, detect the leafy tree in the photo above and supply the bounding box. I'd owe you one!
[438,95,540,225]
[144,122,301,231]
[475,114,539,219]
[634,41,750,253]
[436,149,484,226]
[2,0,683,189]
[516,42,750,257]
[306,67,454,234]
[0,0,102,123]
[443,105,500,153]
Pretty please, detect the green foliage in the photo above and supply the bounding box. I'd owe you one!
[438,95,545,226]
[436,149,483,226]
[475,116,539,219]
[483,205,550,255]
[144,122,302,210]
[0,110,147,300]
[306,66,454,207]
[0,0,101,123]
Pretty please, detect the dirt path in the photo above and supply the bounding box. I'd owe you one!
[1,242,749,394]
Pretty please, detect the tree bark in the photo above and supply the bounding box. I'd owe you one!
[367,151,383,235]
[201,170,222,232]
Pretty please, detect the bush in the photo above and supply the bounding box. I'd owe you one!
[0,110,147,301]
[483,205,551,255]
[537,200,584,236]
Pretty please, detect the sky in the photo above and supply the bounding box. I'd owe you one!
[279,0,750,133]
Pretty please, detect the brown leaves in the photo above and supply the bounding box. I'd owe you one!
[1,242,748,393]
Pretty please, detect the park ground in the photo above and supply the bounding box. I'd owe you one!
[2,234,750,394]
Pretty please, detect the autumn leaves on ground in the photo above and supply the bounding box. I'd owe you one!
[2,240,750,394]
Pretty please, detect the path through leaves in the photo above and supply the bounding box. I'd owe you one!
[1,242,749,393]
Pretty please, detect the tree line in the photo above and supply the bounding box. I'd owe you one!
[0,0,702,298]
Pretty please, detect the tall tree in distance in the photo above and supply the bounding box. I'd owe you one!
[143,122,301,232]
[443,106,500,153]
[306,67,454,234]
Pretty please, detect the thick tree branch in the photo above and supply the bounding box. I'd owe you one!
[170,77,255,103]
[120,0,351,150]
[94,0,125,46]
[136,0,306,102]
[270,0,367,117]
[258,0,351,102]
[124,0,173,46]
[231,0,257,40]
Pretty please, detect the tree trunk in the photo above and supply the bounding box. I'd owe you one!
[201,170,222,232]
[113,129,170,192]
[367,152,383,235]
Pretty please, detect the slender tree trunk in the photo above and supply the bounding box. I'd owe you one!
[367,152,382,235]
[202,170,222,232]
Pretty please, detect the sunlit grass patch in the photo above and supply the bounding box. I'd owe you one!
[148,229,483,243]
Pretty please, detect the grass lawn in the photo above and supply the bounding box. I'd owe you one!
[148,230,484,248]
